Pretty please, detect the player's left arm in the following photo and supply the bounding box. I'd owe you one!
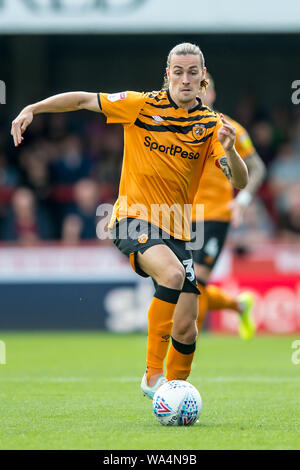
[217,114,249,189]
[230,152,266,227]
[241,152,266,197]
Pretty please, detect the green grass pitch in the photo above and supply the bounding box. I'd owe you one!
[0,332,299,450]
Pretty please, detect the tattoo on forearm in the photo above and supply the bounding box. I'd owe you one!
[219,157,232,181]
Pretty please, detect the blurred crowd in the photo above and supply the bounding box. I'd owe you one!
[0,112,122,246]
[0,94,300,247]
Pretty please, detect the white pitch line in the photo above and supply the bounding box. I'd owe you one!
[0,377,91,383]
[103,376,300,384]
[0,376,299,384]
[199,377,300,383]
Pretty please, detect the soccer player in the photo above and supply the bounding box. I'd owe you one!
[191,73,266,339]
[11,43,248,398]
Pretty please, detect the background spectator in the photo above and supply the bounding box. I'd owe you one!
[230,198,275,252]
[278,183,300,242]
[1,187,54,245]
[62,178,101,240]
[50,134,91,184]
[61,214,83,246]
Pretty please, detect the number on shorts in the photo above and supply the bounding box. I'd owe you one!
[183,259,195,282]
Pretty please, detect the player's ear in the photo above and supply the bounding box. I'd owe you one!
[201,67,207,81]
[166,67,170,79]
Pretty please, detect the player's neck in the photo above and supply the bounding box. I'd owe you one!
[179,99,198,110]
[169,90,198,111]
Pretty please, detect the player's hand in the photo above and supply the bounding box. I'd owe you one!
[217,114,236,151]
[11,108,34,147]
[228,199,246,228]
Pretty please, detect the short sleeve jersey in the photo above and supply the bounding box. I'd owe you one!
[192,114,256,222]
[99,89,225,240]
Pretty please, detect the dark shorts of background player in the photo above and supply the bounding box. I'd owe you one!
[111,217,200,295]
[191,220,230,270]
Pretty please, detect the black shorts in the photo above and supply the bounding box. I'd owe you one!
[191,220,230,270]
[111,218,199,295]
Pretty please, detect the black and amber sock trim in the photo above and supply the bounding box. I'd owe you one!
[171,337,196,355]
[154,285,181,304]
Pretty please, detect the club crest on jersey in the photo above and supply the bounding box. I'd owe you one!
[107,91,127,102]
[137,233,148,244]
[192,123,206,141]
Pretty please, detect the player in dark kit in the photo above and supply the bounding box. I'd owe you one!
[11,43,248,398]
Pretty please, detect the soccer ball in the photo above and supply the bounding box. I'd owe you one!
[152,380,202,426]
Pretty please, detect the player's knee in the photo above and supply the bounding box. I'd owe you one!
[184,331,197,345]
[161,264,185,290]
[174,320,197,344]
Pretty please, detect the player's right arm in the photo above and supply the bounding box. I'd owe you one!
[11,92,100,147]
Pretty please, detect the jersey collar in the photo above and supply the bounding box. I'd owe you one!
[167,89,203,113]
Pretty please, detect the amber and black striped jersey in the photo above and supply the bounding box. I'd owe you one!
[98,89,225,240]
[192,115,256,222]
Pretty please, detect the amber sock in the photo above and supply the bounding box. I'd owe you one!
[206,284,239,312]
[146,285,181,380]
[166,337,196,381]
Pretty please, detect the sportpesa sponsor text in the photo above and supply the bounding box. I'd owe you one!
[144,136,200,160]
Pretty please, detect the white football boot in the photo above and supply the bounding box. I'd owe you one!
[140,372,167,399]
